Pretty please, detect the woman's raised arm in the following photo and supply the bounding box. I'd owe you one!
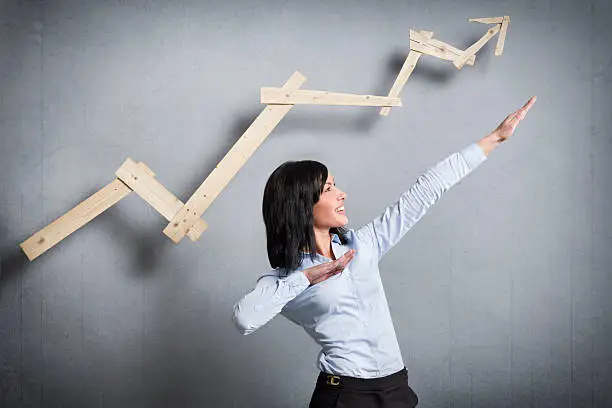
[355,96,537,262]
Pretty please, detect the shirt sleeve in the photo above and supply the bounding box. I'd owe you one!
[232,270,311,335]
[355,142,487,262]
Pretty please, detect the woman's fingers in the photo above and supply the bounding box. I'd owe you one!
[495,96,537,141]
[503,113,517,127]
[522,96,537,112]
[513,96,537,122]
[307,250,357,285]
[329,250,356,273]
[338,249,356,266]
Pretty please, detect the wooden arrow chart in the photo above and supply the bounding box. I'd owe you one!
[20,16,510,260]
[380,15,510,115]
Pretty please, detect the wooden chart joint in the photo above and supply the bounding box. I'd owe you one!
[453,24,501,69]
[115,158,207,242]
[19,159,208,261]
[495,16,510,56]
[409,29,476,66]
[162,71,307,244]
[380,30,433,116]
[468,15,510,57]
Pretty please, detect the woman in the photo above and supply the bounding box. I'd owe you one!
[232,96,537,408]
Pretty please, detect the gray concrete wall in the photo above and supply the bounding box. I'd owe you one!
[1,0,611,407]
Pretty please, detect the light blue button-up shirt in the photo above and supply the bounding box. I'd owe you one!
[232,142,487,378]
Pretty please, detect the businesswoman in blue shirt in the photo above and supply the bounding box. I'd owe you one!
[233,96,536,408]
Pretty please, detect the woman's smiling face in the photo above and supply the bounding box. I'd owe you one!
[313,173,348,229]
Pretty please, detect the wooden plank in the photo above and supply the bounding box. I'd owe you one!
[469,17,504,24]
[410,30,476,65]
[409,30,475,65]
[453,24,501,69]
[408,29,435,45]
[162,71,307,243]
[408,40,441,58]
[260,88,401,107]
[380,30,433,116]
[419,36,476,65]
[410,41,475,65]
[495,16,510,56]
[131,163,207,239]
[115,158,208,242]
[137,162,155,177]
[20,179,132,261]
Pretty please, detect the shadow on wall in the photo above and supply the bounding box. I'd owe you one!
[0,190,173,285]
[0,217,30,286]
[94,203,176,277]
[0,244,29,287]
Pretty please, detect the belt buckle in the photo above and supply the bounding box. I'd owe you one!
[326,375,341,386]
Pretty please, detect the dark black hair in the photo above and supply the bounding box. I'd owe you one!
[262,160,349,275]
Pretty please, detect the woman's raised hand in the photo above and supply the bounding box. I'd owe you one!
[303,249,356,285]
[492,96,537,142]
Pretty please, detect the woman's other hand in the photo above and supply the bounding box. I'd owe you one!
[303,250,356,285]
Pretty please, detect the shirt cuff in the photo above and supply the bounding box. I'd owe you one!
[285,270,311,294]
[460,142,487,170]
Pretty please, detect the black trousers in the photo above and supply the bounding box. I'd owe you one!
[308,367,419,408]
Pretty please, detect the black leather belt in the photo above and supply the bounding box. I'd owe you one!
[316,367,408,391]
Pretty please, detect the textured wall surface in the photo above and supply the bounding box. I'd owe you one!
[1,0,611,407]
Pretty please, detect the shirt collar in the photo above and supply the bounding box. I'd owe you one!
[299,233,341,256]
[330,232,341,244]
